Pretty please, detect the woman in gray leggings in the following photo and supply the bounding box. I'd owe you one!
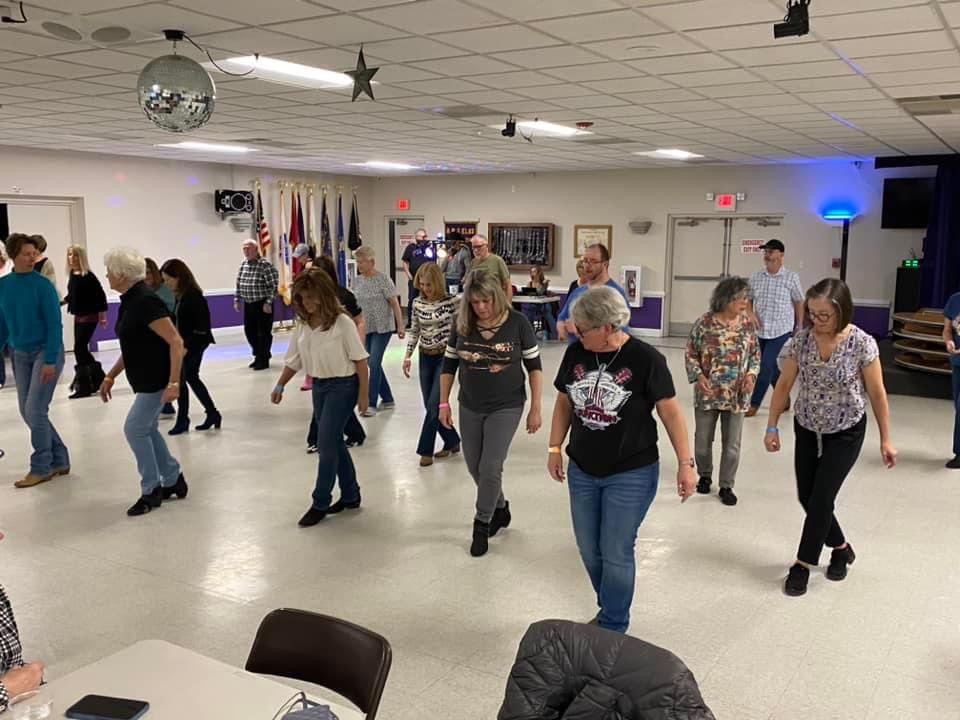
[440,269,543,557]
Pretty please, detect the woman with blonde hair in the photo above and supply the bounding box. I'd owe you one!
[440,269,543,557]
[63,245,108,399]
[404,262,460,467]
[272,269,370,527]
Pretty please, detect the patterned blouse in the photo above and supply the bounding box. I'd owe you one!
[407,295,458,357]
[779,326,878,435]
[685,312,760,412]
[0,583,24,712]
[353,272,398,335]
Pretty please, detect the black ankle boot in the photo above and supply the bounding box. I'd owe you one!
[826,544,855,581]
[161,473,188,500]
[168,420,190,436]
[784,563,809,596]
[489,501,511,537]
[470,519,490,557]
[127,486,162,516]
[195,411,222,431]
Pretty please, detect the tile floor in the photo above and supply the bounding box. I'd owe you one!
[1,334,958,719]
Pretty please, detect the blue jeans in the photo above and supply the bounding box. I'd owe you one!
[523,305,558,340]
[750,332,792,408]
[124,389,182,495]
[13,349,69,476]
[312,375,361,511]
[567,460,659,634]
[416,353,460,457]
[952,363,960,456]
[365,332,394,409]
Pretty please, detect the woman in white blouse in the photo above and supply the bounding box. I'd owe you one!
[271,269,370,527]
[352,246,404,417]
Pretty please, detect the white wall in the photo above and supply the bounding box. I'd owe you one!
[367,162,931,303]
[0,147,373,292]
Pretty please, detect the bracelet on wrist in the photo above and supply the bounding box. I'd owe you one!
[766,427,779,434]
[274,385,285,394]
[548,446,562,454]
[438,402,450,409]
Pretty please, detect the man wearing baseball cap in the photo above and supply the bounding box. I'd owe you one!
[746,239,804,417]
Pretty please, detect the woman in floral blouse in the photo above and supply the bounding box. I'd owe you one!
[765,278,897,597]
[686,277,760,506]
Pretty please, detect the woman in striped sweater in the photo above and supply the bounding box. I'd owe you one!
[403,262,461,467]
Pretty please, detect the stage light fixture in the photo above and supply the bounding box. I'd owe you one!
[501,116,516,138]
[774,0,810,39]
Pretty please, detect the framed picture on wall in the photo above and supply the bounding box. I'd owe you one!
[621,265,643,308]
[574,224,613,258]
[346,259,357,291]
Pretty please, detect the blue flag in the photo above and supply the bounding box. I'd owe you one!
[336,191,347,286]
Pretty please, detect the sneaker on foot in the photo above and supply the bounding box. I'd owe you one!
[379,401,396,410]
[696,477,711,494]
[361,408,376,418]
[826,544,855,581]
[784,563,809,596]
[946,456,960,469]
[719,487,738,506]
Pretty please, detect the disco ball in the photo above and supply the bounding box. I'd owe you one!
[137,54,215,133]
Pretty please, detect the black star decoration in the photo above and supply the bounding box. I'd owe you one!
[346,46,378,102]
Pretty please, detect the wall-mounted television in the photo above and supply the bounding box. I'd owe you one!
[881,177,935,229]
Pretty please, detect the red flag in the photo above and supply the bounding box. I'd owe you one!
[289,191,301,276]
[256,189,271,256]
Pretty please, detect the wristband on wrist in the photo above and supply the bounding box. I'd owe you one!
[548,446,562,454]
[274,384,285,394]
[438,402,450,409]
[766,427,779,434]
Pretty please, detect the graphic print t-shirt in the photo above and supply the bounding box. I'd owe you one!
[945,292,960,367]
[555,337,676,478]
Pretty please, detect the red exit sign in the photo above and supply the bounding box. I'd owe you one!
[396,198,410,211]
[715,193,736,211]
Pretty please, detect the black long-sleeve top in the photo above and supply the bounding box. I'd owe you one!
[64,271,108,316]
[174,289,215,351]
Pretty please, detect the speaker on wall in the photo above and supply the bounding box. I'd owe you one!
[214,190,254,215]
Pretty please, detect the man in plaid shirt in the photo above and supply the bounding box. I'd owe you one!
[746,239,804,417]
[234,240,279,371]
[1,579,45,712]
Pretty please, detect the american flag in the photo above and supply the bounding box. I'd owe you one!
[256,189,272,256]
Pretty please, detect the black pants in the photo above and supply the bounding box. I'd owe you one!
[243,299,274,362]
[74,319,97,366]
[406,279,418,328]
[308,411,365,446]
[176,346,217,425]
[794,415,866,565]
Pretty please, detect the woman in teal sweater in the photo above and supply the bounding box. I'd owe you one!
[0,233,69,488]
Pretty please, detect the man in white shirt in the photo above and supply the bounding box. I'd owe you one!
[746,239,804,417]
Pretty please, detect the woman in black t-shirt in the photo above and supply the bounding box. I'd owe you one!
[547,287,697,634]
[98,247,188,517]
[440,269,543,558]
[63,245,108,399]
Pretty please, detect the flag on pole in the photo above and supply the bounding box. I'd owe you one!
[306,186,317,255]
[256,188,272,257]
[278,185,291,305]
[348,189,362,251]
[320,188,332,258]
[296,189,307,274]
[288,190,300,280]
[336,188,347,287]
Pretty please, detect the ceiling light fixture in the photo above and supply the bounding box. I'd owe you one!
[352,161,419,171]
[155,141,255,153]
[203,56,354,90]
[634,149,704,160]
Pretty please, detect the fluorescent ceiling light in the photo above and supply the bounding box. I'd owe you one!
[634,148,704,160]
[202,56,353,90]
[155,141,255,154]
[352,161,419,171]
[488,120,590,137]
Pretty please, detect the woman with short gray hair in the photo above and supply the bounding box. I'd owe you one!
[99,247,188,516]
[685,277,760,506]
[548,286,697,634]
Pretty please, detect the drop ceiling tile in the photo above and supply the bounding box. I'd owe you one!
[4,57,114,79]
[512,84,588,100]
[662,68,761,87]
[47,49,150,73]
[583,76,675,93]
[627,53,735,74]
[496,46,609,69]
[818,6,942,40]
[617,88,702,104]
[394,78,489,94]
[0,50,29,63]
[553,94,631,109]
[359,0,503,34]
[169,0,336,24]
[467,70,564,89]
[410,56,520,77]
[362,37,470,62]
[265,15,408,45]
[697,82,785,99]
[0,30,85,56]
[754,60,859,81]
[439,90,526,105]
[0,68,60,85]
[586,34,703,60]
[540,62,641,82]
[777,75,873,93]
[440,25,559,53]
[270,47,366,71]
[372,65,445,83]
[852,50,960,75]
[800,88,886,104]
[531,10,662,42]
[641,0,781,30]
[870,66,960,88]
[196,28,325,54]
[885,81,960,97]
[85,4,243,35]
[833,31,955,58]
[645,99,727,113]
[31,79,132,95]
[724,44,836,66]
[686,23,813,50]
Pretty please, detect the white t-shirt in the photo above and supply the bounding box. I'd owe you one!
[284,313,369,378]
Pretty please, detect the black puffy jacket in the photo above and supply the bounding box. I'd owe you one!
[498,620,716,720]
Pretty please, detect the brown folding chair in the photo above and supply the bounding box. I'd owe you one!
[246,608,392,720]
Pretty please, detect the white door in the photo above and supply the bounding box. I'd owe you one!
[728,216,785,282]
[386,216,424,307]
[668,217,726,336]
[4,201,77,351]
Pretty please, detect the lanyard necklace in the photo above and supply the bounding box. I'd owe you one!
[593,334,627,397]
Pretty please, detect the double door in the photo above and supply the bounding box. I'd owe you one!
[668,215,784,336]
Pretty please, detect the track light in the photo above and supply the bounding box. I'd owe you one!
[501,116,516,138]
[774,0,810,39]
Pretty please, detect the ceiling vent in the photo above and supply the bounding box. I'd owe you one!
[898,94,960,117]
[40,15,155,45]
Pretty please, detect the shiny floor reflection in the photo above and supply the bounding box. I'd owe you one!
[1,333,957,719]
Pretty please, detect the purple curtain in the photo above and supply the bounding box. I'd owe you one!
[920,164,960,308]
